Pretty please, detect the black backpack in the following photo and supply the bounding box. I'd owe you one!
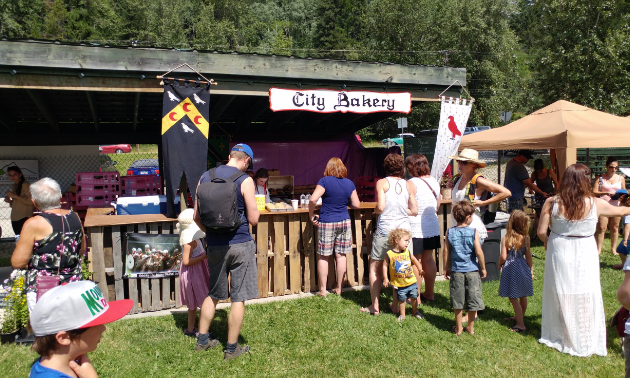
[196,168,246,234]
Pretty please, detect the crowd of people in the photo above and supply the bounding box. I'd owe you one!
[10,145,630,376]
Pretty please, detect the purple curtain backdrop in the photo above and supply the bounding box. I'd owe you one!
[230,134,388,185]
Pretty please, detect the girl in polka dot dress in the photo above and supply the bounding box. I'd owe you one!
[499,210,534,333]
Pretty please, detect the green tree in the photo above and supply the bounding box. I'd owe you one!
[532,0,630,115]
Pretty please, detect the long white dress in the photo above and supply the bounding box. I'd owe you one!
[539,199,607,357]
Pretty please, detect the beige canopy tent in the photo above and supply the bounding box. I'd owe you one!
[459,100,630,178]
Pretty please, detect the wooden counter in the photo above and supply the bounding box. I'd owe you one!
[85,201,453,314]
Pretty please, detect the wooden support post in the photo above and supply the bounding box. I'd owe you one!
[273,216,286,296]
[301,213,316,292]
[172,222,181,307]
[288,214,301,294]
[256,215,269,298]
[353,209,363,286]
[437,203,446,275]
[161,222,172,308]
[89,227,109,299]
[137,224,150,312]
[111,226,125,301]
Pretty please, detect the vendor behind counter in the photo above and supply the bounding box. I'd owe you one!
[254,168,271,204]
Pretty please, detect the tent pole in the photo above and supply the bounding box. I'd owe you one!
[497,150,502,184]
[555,148,576,182]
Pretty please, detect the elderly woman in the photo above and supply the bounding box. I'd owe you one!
[361,153,418,315]
[406,154,440,303]
[4,166,34,235]
[310,158,361,296]
[11,177,85,312]
[448,149,511,244]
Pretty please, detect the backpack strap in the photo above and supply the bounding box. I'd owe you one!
[207,168,217,180]
[228,170,247,182]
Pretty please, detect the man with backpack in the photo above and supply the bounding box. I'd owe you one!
[193,143,260,360]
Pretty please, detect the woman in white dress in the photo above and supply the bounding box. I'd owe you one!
[448,149,511,244]
[537,164,630,357]
[406,154,441,302]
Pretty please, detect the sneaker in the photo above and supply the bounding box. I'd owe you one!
[183,328,198,337]
[224,345,251,360]
[194,338,220,351]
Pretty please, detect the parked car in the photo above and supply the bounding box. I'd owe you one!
[381,133,415,145]
[463,126,491,135]
[127,159,159,176]
[99,144,132,154]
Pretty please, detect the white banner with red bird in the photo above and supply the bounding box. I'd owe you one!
[431,96,473,182]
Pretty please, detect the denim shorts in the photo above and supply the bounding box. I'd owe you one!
[395,282,419,301]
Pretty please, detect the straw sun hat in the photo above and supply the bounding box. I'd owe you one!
[448,148,487,168]
[177,208,205,246]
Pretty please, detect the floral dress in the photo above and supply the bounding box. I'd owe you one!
[26,211,83,294]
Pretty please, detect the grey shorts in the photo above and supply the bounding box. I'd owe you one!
[206,240,258,302]
[370,233,413,261]
[450,271,484,311]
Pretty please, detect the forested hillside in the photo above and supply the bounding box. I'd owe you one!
[1,0,628,140]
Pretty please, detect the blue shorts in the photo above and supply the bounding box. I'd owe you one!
[617,241,630,256]
[394,282,419,301]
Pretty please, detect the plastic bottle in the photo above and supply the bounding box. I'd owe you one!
[300,193,306,208]
[306,193,311,208]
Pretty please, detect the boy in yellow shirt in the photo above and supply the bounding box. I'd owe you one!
[383,228,424,321]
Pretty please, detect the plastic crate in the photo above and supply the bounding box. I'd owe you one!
[356,176,381,202]
[75,194,117,210]
[121,175,160,189]
[76,172,120,185]
[121,187,162,197]
[76,183,120,195]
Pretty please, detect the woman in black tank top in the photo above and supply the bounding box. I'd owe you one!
[530,159,559,233]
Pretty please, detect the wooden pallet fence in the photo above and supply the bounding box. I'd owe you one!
[86,221,179,315]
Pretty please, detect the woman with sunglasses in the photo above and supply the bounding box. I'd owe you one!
[592,156,625,255]
[448,149,511,244]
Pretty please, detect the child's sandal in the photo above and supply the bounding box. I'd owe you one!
[397,315,406,322]
[412,312,424,320]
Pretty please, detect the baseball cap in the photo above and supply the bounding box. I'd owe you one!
[517,150,534,159]
[30,281,133,337]
[231,143,254,170]
[611,189,628,201]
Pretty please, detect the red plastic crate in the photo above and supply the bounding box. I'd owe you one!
[121,175,160,189]
[75,194,117,209]
[77,183,120,195]
[76,172,120,185]
[356,176,381,202]
[121,187,162,197]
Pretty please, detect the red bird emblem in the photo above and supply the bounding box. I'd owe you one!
[447,116,461,138]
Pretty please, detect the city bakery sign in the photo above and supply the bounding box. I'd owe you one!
[269,88,411,114]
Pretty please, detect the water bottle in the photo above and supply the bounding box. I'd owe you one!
[300,194,306,208]
[306,193,311,207]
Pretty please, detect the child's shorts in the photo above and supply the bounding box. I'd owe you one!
[395,282,419,302]
[450,271,484,311]
[617,240,630,256]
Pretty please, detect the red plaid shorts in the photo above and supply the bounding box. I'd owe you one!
[317,219,352,256]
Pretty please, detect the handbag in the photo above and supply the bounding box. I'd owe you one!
[36,214,67,301]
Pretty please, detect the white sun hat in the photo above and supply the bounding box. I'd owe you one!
[448,148,487,168]
[30,281,133,336]
[177,208,205,246]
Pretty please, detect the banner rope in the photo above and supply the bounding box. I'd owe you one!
[437,80,474,102]
[156,63,217,86]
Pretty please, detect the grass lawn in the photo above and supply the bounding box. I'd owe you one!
[1,236,627,377]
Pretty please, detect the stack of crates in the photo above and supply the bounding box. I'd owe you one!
[75,172,121,210]
[120,175,161,197]
[61,192,76,210]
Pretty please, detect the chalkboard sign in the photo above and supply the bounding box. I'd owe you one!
[403,137,437,167]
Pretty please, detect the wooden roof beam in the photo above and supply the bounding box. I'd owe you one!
[207,95,236,124]
[266,111,300,132]
[25,89,59,132]
[237,97,269,131]
[85,91,99,132]
[133,93,140,132]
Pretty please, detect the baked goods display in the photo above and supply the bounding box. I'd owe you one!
[265,201,293,211]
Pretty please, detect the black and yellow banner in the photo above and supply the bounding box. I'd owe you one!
[161,80,210,217]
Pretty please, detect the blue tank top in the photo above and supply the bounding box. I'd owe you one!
[200,165,252,246]
[447,226,479,272]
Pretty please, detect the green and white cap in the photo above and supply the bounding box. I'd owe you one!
[30,280,133,337]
